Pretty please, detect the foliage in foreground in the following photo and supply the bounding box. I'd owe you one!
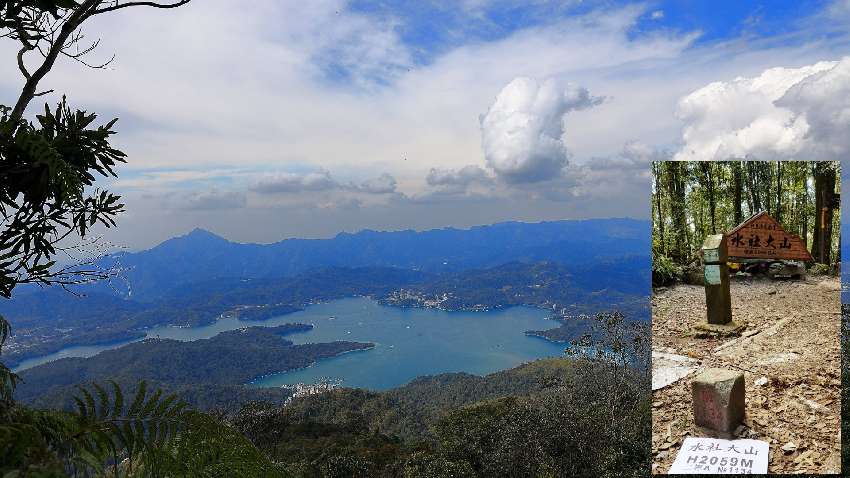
[652,254,682,286]
[1,380,286,477]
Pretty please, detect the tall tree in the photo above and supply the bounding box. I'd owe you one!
[775,161,782,223]
[665,161,688,262]
[812,162,837,264]
[653,162,665,254]
[0,0,192,443]
[732,161,744,225]
[799,162,809,248]
[697,162,717,233]
[746,161,762,213]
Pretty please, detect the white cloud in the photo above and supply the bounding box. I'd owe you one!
[251,169,398,196]
[480,77,602,183]
[568,142,665,200]
[181,190,247,210]
[252,170,337,194]
[355,173,397,194]
[426,165,491,188]
[674,58,849,161]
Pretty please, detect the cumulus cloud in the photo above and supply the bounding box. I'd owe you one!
[181,190,247,210]
[426,165,491,188]
[252,170,337,194]
[418,165,495,199]
[318,197,363,210]
[480,77,602,183]
[588,141,669,170]
[251,168,398,199]
[674,57,850,161]
[355,173,397,194]
[574,143,665,197]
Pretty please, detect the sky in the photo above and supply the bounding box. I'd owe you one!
[2,0,849,249]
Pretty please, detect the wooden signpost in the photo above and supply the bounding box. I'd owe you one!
[725,211,813,262]
[696,234,744,335]
[701,234,732,326]
[695,212,807,337]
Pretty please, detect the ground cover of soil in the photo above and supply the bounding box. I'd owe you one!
[651,275,841,474]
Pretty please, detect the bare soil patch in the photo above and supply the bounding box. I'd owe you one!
[651,276,841,474]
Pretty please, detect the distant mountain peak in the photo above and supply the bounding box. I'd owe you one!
[186,227,222,239]
[147,227,230,253]
[177,228,232,244]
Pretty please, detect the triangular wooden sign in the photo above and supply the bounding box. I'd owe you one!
[725,211,813,262]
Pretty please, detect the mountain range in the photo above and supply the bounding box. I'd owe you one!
[3,218,650,371]
[84,218,650,301]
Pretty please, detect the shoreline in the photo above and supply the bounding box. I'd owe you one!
[12,297,567,371]
[247,343,377,387]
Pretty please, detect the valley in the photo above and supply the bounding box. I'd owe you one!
[3,219,650,410]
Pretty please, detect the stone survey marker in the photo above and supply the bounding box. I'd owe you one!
[691,368,745,433]
[669,437,768,474]
[695,234,744,335]
[726,211,813,262]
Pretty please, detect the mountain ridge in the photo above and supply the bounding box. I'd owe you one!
[95,218,650,301]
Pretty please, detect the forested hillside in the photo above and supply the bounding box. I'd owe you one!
[15,325,372,407]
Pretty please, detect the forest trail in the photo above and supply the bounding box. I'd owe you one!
[651,276,841,474]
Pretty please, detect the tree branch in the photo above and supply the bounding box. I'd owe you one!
[16,45,32,79]
[93,0,192,14]
[7,0,102,130]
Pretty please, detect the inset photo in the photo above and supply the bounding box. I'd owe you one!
[650,161,841,474]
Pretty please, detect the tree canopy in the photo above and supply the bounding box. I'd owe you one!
[651,161,840,266]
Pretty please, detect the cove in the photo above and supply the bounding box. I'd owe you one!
[15,297,567,389]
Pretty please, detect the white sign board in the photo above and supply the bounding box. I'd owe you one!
[668,437,769,474]
[703,249,719,263]
[704,265,721,285]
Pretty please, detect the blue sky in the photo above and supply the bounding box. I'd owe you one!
[336,0,833,74]
[1,0,846,248]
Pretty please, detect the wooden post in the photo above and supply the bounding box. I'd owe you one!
[702,234,731,325]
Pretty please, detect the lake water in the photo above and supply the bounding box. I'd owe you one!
[15,297,567,390]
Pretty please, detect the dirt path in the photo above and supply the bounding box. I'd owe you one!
[651,276,841,474]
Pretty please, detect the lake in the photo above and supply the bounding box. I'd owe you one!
[15,297,567,390]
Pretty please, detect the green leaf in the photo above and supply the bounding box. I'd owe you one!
[128,380,147,417]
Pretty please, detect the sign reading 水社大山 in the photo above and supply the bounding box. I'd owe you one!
[725,212,813,262]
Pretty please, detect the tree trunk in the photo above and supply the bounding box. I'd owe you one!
[800,164,808,249]
[696,162,717,234]
[775,161,782,223]
[812,162,836,264]
[746,162,762,213]
[665,162,688,263]
[761,162,773,217]
[732,162,743,225]
[654,163,665,255]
